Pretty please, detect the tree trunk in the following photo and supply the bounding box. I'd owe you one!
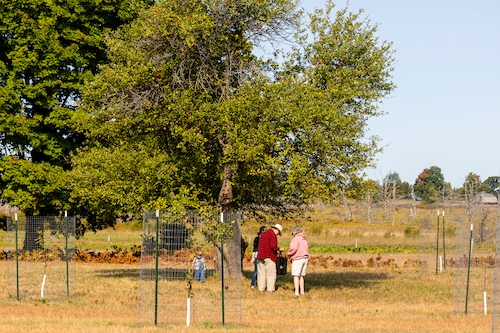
[23,218,44,251]
[220,221,242,279]
[218,164,235,209]
[214,211,243,279]
[217,161,243,279]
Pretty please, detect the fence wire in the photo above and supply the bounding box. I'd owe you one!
[492,210,500,332]
[138,210,242,328]
[453,213,495,316]
[410,208,495,317]
[6,215,76,300]
[415,212,455,275]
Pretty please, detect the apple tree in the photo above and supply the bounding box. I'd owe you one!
[70,0,395,275]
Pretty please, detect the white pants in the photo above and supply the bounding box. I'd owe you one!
[257,258,276,292]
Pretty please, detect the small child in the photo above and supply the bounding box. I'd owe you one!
[192,250,206,282]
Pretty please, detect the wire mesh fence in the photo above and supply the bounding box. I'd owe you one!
[414,211,455,275]
[5,215,76,300]
[491,210,500,332]
[452,209,496,316]
[138,210,242,328]
[2,202,497,329]
[397,206,496,317]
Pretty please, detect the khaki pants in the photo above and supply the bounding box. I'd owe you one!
[257,258,277,292]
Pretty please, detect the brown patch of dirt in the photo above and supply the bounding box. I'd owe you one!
[1,249,495,269]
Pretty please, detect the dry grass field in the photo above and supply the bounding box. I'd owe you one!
[0,258,492,333]
[0,202,497,332]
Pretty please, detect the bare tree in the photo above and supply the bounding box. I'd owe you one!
[380,175,397,223]
[409,185,417,218]
[364,190,373,225]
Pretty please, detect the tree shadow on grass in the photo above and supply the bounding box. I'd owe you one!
[95,268,216,280]
[94,268,140,279]
[245,269,389,289]
[305,271,390,289]
[242,269,254,280]
[96,268,388,290]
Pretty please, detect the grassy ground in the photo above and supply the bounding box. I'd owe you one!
[0,254,491,333]
[0,255,493,332]
[0,202,496,332]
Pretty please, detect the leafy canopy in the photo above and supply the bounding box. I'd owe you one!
[70,0,395,226]
[414,166,445,203]
[0,0,153,215]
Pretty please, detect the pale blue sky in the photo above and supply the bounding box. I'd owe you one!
[301,0,500,188]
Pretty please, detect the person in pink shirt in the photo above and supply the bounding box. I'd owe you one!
[287,226,309,296]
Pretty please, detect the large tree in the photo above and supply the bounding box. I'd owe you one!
[0,0,153,215]
[72,0,395,215]
[482,176,499,197]
[70,0,395,273]
[413,166,445,204]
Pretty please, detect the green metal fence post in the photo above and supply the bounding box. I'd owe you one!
[154,210,160,326]
[65,211,69,296]
[220,211,225,326]
[435,210,440,274]
[465,224,473,315]
[15,213,19,301]
[442,210,446,271]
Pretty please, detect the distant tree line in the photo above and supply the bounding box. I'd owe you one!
[366,166,498,205]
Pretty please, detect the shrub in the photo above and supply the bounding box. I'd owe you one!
[383,231,394,238]
[309,224,323,236]
[349,230,364,238]
[404,226,420,238]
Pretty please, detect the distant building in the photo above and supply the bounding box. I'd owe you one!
[471,192,498,205]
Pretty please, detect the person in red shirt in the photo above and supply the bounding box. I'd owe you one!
[256,224,282,292]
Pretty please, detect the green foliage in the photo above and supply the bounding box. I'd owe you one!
[357,178,380,202]
[0,156,68,215]
[463,172,486,195]
[201,220,235,245]
[383,231,394,238]
[309,224,324,236]
[398,181,413,199]
[413,166,445,203]
[483,176,499,196]
[444,225,456,238]
[383,172,411,199]
[0,0,153,217]
[72,0,395,228]
[404,226,420,238]
[69,143,202,229]
[309,244,417,254]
